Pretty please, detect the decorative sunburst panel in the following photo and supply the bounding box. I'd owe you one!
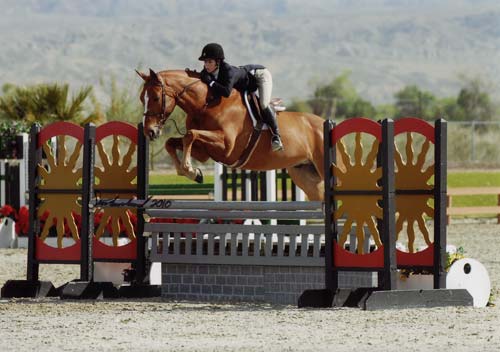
[94,122,138,247]
[37,122,84,249]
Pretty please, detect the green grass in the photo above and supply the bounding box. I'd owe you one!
[149,174,214,185]
[448,171,500,208]
[448,171,500,188]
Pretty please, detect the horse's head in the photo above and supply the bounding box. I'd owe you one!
[137,68,177,140]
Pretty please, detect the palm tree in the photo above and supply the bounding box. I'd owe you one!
[0,83,95,124]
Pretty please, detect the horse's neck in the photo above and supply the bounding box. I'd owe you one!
[162,70,248,129]
[162,71,206,113]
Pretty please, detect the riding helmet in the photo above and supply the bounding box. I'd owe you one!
[198,43,225,61]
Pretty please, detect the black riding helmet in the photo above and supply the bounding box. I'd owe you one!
[198,43,225,61]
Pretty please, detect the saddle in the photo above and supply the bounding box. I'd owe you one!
[244,92,286,130]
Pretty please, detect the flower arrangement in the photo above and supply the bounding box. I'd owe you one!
[445,246,466,271]
[1,204,29,236]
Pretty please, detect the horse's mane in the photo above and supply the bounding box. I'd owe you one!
[158,69,201,80]
[155,68,239,107]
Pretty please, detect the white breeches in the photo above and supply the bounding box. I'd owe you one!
[253,68,273,110]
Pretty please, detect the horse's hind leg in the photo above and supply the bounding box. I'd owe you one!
[287,164,324,201]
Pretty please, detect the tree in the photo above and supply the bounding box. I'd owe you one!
[344,97,376,119]
[0,83,95,124]
[307,71,375,120]
[456,76,495,121]
[433,97,466,121]
[394,85,437,120]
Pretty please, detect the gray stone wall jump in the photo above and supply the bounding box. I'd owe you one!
[162,263,377,305]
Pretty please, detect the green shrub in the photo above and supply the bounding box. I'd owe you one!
[0,120,29,158]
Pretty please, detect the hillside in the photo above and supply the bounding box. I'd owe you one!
[0,0,499,106]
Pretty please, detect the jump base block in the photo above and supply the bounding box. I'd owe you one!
[118,284,161,298]
[362,289,473,310]
[298,289,334,308]
[60,281,119,299]
[1,280,58,298]
[299,288,474,310]
[328,288,473,310]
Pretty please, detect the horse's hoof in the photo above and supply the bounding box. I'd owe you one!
[194,168,203,184]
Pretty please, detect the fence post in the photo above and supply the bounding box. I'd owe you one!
[80,123,96,282]
[471,121,475,163]
[214,163,223,201]
[434,119,448,289]
[26,124,42,282]
[0,160,4,206]
[265,170,277,225]
[17,133,29,208]
[380,119,397,290]
[135,122,149,284]
[497,194,500,225]
[323,119,336,292]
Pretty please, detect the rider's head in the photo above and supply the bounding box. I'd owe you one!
[199,43,224,73]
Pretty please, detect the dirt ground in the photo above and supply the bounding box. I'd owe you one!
[1,220,499,351]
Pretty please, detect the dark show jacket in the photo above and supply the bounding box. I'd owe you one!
[203,62,265,98]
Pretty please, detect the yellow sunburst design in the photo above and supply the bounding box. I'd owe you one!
[94,135,137,246]
[395,132,434,253]
[38,136,82,248]
[333,133,383,254]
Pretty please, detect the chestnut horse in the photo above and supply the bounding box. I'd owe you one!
[137,68,326,200]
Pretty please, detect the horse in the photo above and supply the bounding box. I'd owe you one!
[137,68,326,201]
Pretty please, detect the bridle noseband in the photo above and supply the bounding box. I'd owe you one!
[143,79,200,126]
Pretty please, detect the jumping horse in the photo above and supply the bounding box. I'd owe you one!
[137,68,326,201]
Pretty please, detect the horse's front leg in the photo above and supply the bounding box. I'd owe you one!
[181,129,226,183]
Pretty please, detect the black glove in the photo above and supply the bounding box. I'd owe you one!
[200,71,214,85]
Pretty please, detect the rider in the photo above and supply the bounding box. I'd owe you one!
[198,43,284,152]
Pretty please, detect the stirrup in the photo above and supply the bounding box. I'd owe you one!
[271,136,284,152]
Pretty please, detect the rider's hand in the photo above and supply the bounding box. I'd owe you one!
[200,71,214,85]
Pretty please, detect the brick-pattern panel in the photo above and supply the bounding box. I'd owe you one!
[262,266,323,305]
[162,264,376,305]
[162,264,266,302]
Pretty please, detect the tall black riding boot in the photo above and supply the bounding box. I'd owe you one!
[262,106,284,152]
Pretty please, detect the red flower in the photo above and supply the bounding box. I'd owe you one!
[0,204,17,219]
[15,206,29,236]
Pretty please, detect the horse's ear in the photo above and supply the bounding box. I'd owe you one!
[149,68,160,82]
[135,69,148,81]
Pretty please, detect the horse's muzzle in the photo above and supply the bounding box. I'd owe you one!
[145,128,160,140]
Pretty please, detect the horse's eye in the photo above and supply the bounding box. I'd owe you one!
[154,97,160,102]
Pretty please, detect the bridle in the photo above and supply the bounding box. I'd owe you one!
[143,78,201,125]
